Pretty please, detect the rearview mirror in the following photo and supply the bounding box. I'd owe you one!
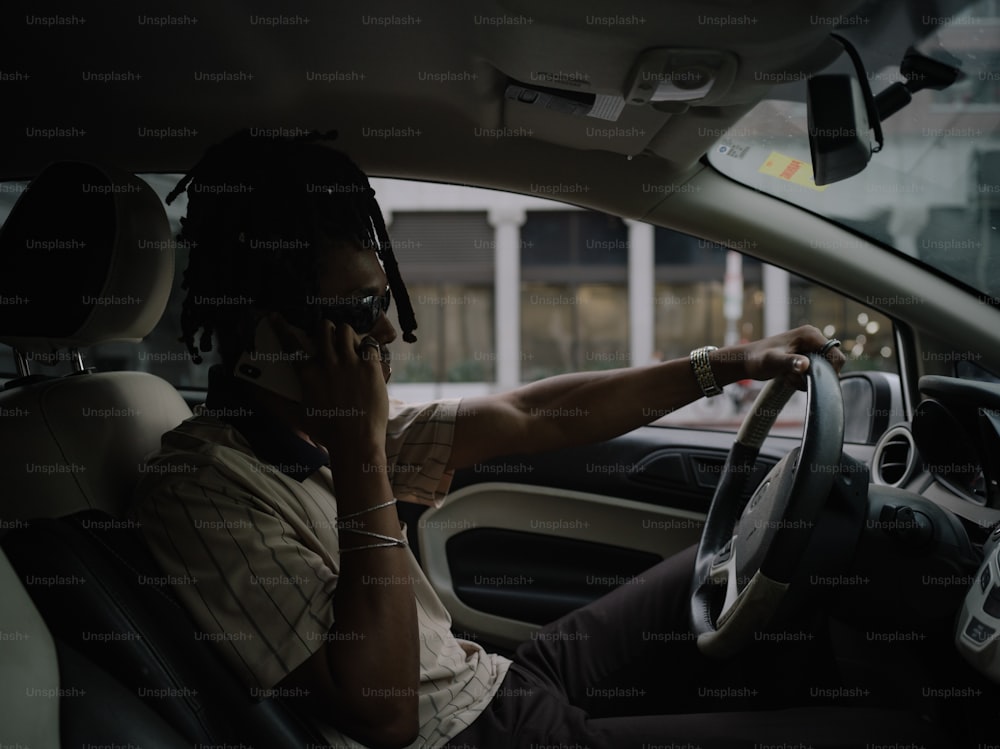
[807,74,873,186]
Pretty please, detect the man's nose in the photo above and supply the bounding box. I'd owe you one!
[371,311,397,346]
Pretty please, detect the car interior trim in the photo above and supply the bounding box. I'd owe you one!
[419,481,705,650]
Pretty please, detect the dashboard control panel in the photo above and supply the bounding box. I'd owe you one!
[956,525,1000,681]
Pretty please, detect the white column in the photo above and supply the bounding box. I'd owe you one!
[488,208,526,391]
[762,264,790,337]
[723,250,744,347]
[625,220,655,366]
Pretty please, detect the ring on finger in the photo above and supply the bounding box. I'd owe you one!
[818,338,842,355]
[359,336,381,358]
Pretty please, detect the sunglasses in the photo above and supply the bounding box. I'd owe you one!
[317,286,391,334]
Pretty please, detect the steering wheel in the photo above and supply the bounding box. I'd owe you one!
[690,353,844,657]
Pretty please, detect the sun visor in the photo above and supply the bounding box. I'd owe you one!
[502,76,671,158]
[499,46,740,159]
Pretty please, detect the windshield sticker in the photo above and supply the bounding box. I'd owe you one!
[758,151,827,192]
[717,143,750,160]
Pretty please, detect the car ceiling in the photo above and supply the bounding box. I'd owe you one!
[4,0,995,375]
[4,0,901,213]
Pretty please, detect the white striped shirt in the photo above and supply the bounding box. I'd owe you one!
[130,397,511,748]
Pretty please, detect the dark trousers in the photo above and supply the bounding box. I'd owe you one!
[444,545,951,749]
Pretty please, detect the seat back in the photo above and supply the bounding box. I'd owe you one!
[0,543,194,749]
[0,545,60,749]
[1,371,192,519]
[0,161,191,521]
[57,641,193,749]
[0,161,328,747]
[2,511,329,747]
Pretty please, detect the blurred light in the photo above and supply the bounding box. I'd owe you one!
[866,321,880,334]
[856,334,867,344]
[852,343,864,357]
[880,346,892,358]
[857,313,869,325]
[823,324,836,337]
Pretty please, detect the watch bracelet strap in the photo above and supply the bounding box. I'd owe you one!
[690,345,723,397]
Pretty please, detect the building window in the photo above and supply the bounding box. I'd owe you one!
[654,228,764,360]
[388,211,495,382]
[520,211,629,379]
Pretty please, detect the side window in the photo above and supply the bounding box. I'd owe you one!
[651,229,896,373]
[0,175,896,434]
[651,228,897,433]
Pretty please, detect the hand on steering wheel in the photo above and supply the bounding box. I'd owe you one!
[690,353,845,657]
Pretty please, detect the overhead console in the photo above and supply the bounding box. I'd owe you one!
[622,48,739,109]
[480,1,867,162]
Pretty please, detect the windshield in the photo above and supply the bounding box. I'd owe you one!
[708,0,1000,301]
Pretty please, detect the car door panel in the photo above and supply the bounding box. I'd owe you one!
[422,425,875,650]
[448,427,786,514]
[418,480,706,650]
[447,528,660,624]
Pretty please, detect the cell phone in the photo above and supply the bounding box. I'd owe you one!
[233,316,307,403]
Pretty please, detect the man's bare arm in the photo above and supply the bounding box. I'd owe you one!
[279,457,419,749]
[447,326,845,471]
[272,317,419,749]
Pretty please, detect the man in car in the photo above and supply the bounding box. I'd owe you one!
[132,130,944,749]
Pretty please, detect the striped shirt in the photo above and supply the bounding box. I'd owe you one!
[130,388,511,748]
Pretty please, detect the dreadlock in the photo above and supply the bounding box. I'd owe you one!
[166,129,418,365]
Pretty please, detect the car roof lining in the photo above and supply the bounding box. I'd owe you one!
[5,0,867,183]
[8,0,992,380]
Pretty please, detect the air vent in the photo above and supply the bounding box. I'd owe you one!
[872,425,917,486]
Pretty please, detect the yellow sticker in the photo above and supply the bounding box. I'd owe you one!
[758,151,828,192]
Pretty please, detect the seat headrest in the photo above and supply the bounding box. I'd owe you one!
[0,161,173,352]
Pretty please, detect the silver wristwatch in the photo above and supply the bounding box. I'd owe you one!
[690,345,723,397]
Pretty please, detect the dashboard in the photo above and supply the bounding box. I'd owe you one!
[914,376,1000,507]
[956,527,1000,682]
[869,375,1000,683]
[872,375,1000,536]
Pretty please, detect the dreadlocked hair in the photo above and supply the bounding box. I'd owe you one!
[166,128,418,366]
